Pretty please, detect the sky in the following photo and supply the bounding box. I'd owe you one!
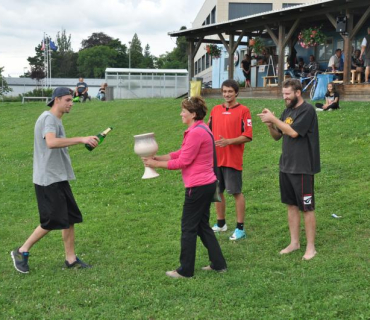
[0,0,204,77]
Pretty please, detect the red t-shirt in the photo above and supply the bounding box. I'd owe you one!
[208,103,253,170]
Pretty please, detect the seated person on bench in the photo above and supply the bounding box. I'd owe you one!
[303,55,320,77]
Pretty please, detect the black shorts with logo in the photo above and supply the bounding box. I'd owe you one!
[35,181,83,230]
[279,172,315,212]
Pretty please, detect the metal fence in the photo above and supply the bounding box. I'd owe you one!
[106,70,188,99]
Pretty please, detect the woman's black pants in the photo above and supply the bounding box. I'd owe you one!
[176,182,227,277]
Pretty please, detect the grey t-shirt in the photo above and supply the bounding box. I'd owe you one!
[33,111,75,186]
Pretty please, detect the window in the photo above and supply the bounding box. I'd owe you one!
[195,61,198,75]
[203,6,217,26]
[229,3,272,20]
[211,6,216,24]
[316,37,333,63]
[224,55,229,71]
[206,14,210,25]
[282,3,303,8]
[206,53,210,69]
[336,40,344,51]
[202,55,206,71]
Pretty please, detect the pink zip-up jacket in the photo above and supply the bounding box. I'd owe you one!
[167,120,217,188]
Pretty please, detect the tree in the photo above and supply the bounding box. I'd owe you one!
[155,26,188,69]
[79,33,129,70]
[77,46,118,78]
[51,29,79,78]
[27,44,46,81]
[0,67,12,96]
[108,39,129,68]
[140,44,154,68]
[129,33,144,68]
[56,29,73,52]
[81,32,113,50]
[47,29,79,78]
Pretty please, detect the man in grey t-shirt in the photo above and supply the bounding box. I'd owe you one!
[11,87,99,274]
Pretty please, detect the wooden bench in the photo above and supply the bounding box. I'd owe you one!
[22,97,50,105]
[263,75,291,87]
[263,76,278,87]
[351,69,362,84]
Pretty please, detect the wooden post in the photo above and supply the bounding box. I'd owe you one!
[228,33,235,80]
[187,40,195,84]
[343,11,353,84]
[278,24,285,85]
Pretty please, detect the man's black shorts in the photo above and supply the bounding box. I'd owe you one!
[35,181,82,230]
[279,172,315,212]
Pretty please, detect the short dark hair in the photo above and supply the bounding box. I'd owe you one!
[182,96,207,120]
[335,48,342,53]
[282,79,302,92]
[221,79,239,94]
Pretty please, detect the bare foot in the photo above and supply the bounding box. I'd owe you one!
[302,250,317,260]
[279,244,300,255]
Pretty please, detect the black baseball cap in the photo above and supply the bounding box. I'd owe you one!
[47,87,73,107]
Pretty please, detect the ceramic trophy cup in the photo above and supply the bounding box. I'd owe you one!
[134,132,160,179]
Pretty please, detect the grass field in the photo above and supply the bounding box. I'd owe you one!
[0,97,369,319]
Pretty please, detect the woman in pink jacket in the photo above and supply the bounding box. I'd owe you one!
[143,97,227,278]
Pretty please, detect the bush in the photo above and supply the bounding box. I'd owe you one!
[1,96,22,102]
[20,88,53,98]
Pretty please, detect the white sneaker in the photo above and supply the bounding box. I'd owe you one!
[316,108,323,112]
[212,223,227,232]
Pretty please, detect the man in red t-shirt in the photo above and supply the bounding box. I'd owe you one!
[208,80,253,240]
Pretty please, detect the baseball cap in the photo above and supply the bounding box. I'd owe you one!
[47,87,73,107]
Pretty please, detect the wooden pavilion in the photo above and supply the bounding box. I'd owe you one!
[168,0,370,100]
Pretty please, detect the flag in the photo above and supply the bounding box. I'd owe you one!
[50,40,58,51]
[41,41,45,51]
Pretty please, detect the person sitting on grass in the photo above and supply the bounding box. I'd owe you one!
[97,83,108,101]
[315,82,340,111]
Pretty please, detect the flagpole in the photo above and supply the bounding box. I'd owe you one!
[44,32,48,89]
[49,39,52,88]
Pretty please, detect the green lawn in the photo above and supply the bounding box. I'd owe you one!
[0,97,369,319]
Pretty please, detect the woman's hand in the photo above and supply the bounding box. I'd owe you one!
[142,157,157,168]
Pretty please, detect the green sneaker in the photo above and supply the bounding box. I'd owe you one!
[65,257,92,269]
[11,248,30,274]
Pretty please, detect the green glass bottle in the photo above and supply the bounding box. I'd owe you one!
[85,127,113,151]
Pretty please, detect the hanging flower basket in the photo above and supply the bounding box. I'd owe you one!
[298,26,326,49]
[205,44,222,59]
[249,37,264,55]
